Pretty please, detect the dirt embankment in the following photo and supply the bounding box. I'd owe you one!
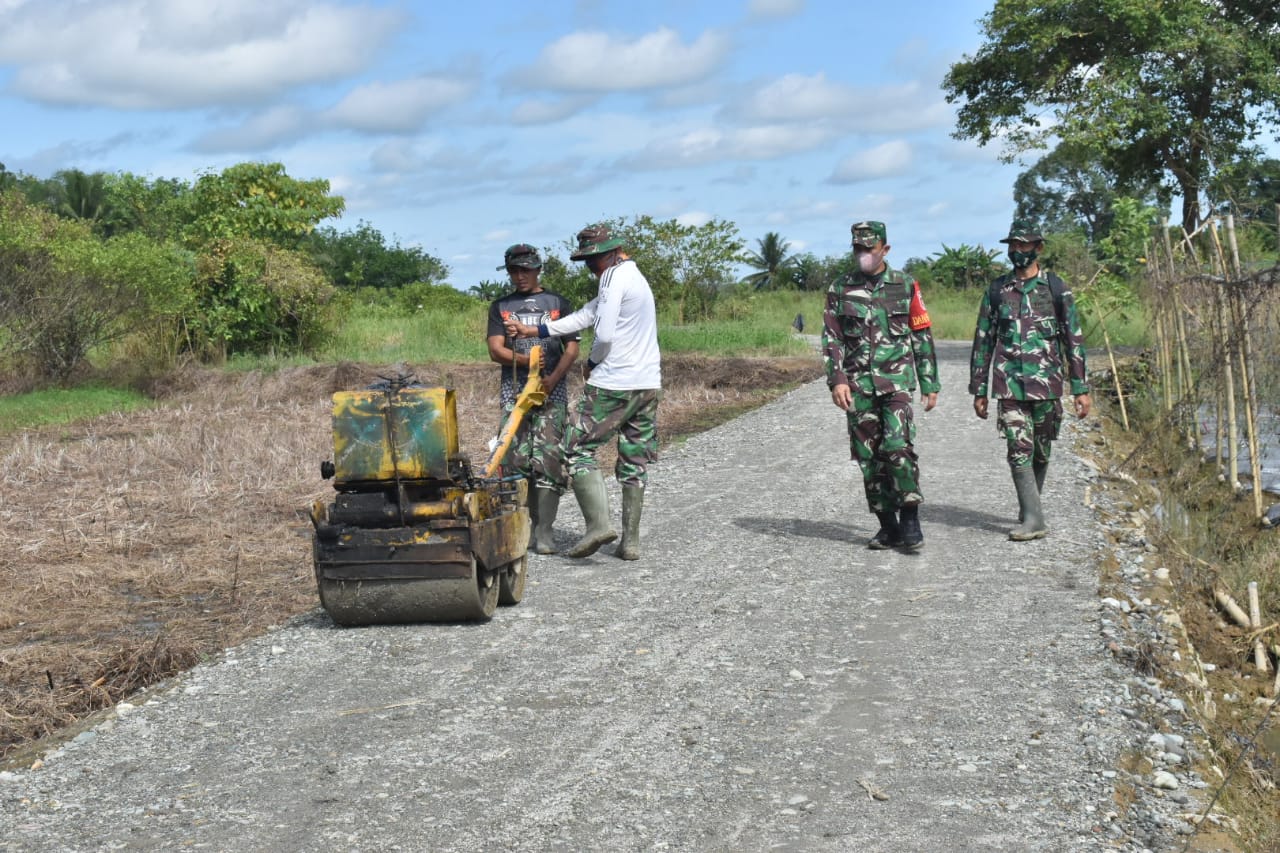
[0,354,821,759]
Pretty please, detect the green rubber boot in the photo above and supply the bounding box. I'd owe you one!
[1033,460,1048,493]
[616,485,644,560]
[566,470,617,558]
[1019,461,1049,523]
[1010,466,1047,541]
[530,486,560,555]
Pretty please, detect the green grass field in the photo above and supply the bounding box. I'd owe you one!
[0,386,153,434]
[0,287,1149,435]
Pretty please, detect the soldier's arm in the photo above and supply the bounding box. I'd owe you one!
[1059,287,1090,397]
[820,287,849,390]
[911,328,941,396]
[968,287,996,398]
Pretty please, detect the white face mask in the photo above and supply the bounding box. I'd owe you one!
[857,250,882,274]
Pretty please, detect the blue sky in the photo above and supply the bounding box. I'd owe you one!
[0,0,1042,289]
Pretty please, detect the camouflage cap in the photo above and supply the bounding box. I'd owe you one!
[851,220,887,248]
[999,218,1044,244]
[569,223,625,260]
[497,243,542,270]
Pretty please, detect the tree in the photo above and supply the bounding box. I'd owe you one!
[1208,154,1280,254]
[924,244,1009,290]
[183,162,344,247]
[467,280,508,301]
[188,237,336,359]
[101,172,191,241]
[543,216,743,322]
[741,232,797,290]
[1013,142,1164,244]
[789,252,837,292]
[52,169,114,228]
[301,221,448,289]
[0,191,193,381]
[943,0,1280,233]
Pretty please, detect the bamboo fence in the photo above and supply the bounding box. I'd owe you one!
[1142,216,1280,523]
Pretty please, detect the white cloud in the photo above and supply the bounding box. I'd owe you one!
[748,0,805,19]
[736,73,854,121]
[516,27,731,92]
[510,95,599,125]
[829,140,915,183]
[622,123,836,170]
[369,139,428,174]
[190,105,311,152]
[325,76,475,133]
[731,73,951,134]
[676,210,712,227]
[0,0,404,110]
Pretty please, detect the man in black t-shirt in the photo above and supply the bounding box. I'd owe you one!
[486,244,580,553]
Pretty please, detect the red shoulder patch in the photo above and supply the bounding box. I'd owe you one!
[909,281,931,330]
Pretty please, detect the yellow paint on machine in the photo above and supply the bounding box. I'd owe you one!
[331,387,459,483]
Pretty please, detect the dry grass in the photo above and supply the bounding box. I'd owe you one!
[0,354,821,758]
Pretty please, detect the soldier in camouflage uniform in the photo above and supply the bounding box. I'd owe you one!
[506,224,662,561]
[969,218,1091,541]
[486,244,580,553]
[823,220,940,551]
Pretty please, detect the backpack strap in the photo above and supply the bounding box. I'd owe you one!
[989,271,1068,324]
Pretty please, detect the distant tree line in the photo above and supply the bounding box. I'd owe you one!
[0,161,455,384]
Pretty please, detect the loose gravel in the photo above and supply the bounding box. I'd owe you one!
[0,341,1220,852]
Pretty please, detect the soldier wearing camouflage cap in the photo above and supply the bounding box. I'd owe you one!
[506,224,662,561]
[822,220,941,551]
[969,217,1091,541]
[487,243,581,553]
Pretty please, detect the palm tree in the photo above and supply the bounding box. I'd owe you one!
[54,169,109,223]
[741,232,797,290]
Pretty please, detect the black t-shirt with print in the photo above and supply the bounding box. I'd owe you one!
[487,289,579,405]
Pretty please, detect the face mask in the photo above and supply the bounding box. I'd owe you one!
[857,250,881,274]
[1009,249,1038,269]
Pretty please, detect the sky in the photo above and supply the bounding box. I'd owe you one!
[0,0,1041,289]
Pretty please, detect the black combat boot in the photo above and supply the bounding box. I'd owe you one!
[898,505,924,551]
[868,511,903,550]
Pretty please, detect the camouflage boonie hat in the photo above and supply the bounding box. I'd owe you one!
[851,220,887,248]
[569,223,625,260]
[497,243,542,270]
[999,218,1044,244]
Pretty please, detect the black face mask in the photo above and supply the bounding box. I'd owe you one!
[1009,249,1038,269]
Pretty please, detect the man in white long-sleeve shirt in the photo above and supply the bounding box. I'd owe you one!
[506,223,662,560]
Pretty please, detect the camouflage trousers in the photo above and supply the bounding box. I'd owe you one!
[996,398,1062,469]
[558,385,662,489]
[846,390,921,513]
[498,399,568,489]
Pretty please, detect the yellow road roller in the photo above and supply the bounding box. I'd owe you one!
[309,360,543,625]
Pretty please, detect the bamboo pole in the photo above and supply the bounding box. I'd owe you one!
[1248,581,1270,673]
[1215,587,1252,628]
[1228,216,1264,519]
[1238,315,1264,518]
[1208,222,1241,492]
[1100,317,1130,431]
[1220,217,1264,518]
[1156,299,1174,412]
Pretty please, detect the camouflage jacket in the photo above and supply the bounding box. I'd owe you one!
[821,267,940,397]
[968,270,1089,400]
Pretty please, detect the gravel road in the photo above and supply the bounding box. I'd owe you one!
[0,341,1195,852]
